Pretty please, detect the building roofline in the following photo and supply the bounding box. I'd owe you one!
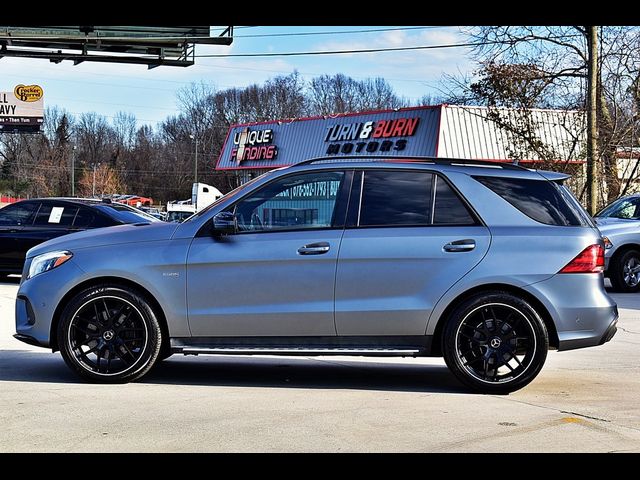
[441,104,585,114]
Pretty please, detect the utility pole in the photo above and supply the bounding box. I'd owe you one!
[189,134,198,184]
[92,163,97,197]
[586,26,599,215]
[71,145,76,197]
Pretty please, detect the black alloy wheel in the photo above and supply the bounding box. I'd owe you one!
[443,291,548,394]
[58,285,162,383]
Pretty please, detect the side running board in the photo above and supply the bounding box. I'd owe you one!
[178,346,422,356]
[170,336,432,357]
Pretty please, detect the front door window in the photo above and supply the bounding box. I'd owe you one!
[233,171,345,232]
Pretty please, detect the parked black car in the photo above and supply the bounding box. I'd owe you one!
[0,198,158,276]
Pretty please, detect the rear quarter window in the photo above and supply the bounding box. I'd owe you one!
[474,175,588,226]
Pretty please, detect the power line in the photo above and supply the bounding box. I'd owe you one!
[195,42,479,58]
[7,160,216,178]
[15,57,440,88]
[210,26,257,33]
[230,26,451,38]
[195,35,582,58]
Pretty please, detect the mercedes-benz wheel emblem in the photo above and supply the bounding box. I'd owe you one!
[490,337,502,348]
[103,330,115,341]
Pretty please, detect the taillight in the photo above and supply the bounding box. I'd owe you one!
[559,244,605,273]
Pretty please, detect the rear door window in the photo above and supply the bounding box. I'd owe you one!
[474,175,588,226]
[33,204,78,227]
[73,207,113,228]
[359,170,433,226]
[433,176,477,225]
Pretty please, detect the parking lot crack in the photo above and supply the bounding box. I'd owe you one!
[492,395,640,434]
[559,410,610,423]
[617,326,640,335]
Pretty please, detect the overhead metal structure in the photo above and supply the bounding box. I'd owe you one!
[0,26,233,68]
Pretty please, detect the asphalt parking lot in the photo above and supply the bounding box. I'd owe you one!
[1,277,639,452]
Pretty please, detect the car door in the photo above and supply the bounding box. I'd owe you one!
[0,201,39,272]
[335,169,491,336]
[186,169,351,337]
[19,202,80,255]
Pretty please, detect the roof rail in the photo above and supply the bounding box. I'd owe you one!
[293,155,529,171]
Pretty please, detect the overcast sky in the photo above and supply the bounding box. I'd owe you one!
[1,26,475,128]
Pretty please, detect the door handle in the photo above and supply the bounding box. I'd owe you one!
[443,239,476,252]
[298,242,330,255]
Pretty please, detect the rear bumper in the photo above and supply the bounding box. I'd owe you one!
[523,273,619,351]
[599,318,618,345]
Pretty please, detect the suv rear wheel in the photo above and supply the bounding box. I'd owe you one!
[442,291,548,394]
[58,285,162,383]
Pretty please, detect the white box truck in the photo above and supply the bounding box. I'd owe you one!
[166,182,223,223]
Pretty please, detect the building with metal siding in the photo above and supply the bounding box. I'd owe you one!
[216,104,586,177]
[437,105,585,162]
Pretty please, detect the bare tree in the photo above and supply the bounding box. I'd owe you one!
[77,164,123,197]
[454,26,640,211]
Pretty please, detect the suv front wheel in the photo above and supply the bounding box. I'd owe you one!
[58,285,162,383]
[442,291,548,394]
[609,249,640,293]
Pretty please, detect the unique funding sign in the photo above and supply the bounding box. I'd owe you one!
[231,127,278,164]
[0,85,45,133]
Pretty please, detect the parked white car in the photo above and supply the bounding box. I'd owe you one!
[595,194,640,292]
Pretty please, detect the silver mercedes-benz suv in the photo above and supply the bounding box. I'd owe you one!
[14,157,618,393]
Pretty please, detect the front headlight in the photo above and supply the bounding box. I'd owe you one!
[28,251,73,279]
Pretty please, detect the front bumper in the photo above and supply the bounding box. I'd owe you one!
[15,259,86,349]
[523,273,619,351]
[13,333,45,347]
[604,252,612,273]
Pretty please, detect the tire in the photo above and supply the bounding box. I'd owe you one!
[609,249,640,293]
[442,291,549,394]
[57,285,162,383]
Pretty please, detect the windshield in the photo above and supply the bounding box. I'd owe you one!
[96,203,160,224]
[596,197,640,220]
[185,173,269,222]
[166,211,194,223]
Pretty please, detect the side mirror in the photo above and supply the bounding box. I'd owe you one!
[211,211,237,236]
